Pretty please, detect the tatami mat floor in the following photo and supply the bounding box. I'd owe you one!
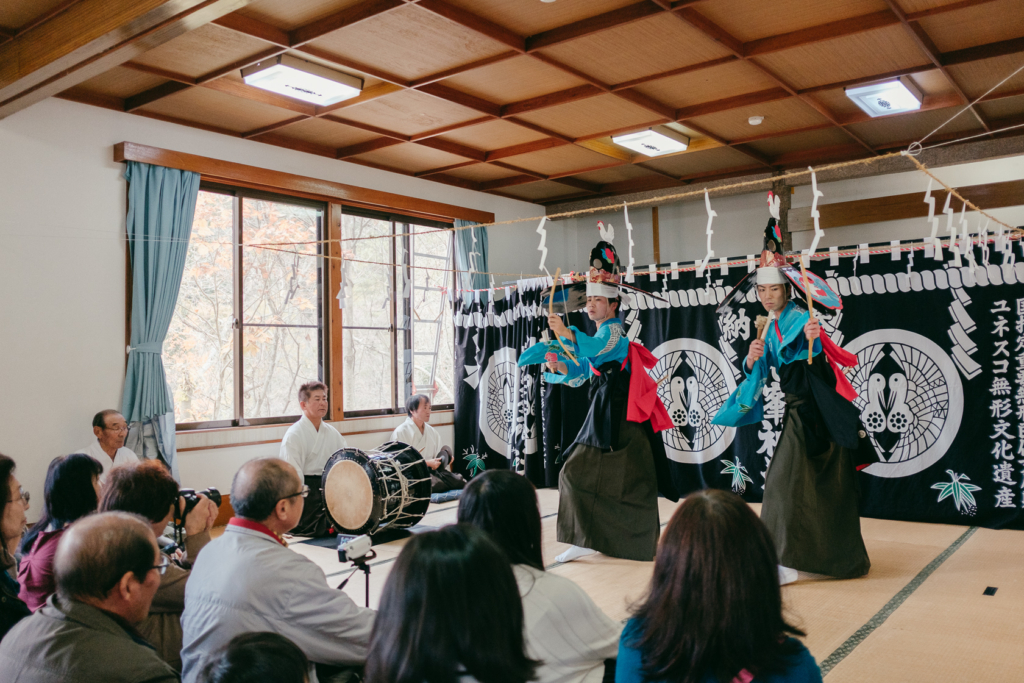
[221,489,1024,682]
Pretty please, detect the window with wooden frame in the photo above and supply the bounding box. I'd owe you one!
[166,184,327,428]
[340,209,455,417]
[116,142,490,430]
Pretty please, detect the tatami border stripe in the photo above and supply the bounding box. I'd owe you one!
[820,525,979,676]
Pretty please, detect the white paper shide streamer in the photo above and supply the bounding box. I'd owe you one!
[696,189,716,277]
[535,216,549,277]
[805,167,825,259]
[623,202,635,283]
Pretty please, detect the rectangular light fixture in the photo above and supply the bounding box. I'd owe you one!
[845,77,923,118]
[612,126,690,157]
[241,54,363,106]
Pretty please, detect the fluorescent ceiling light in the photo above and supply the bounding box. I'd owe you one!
[242,55,363,106]
[845,77,923,118]
[612,126,690,156]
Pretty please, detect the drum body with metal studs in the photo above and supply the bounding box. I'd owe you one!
[321,441,432,535]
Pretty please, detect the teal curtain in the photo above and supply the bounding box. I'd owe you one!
[454,218,489,298]
[121,161,200,481]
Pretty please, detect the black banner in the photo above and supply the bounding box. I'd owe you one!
[454,243,1024,530]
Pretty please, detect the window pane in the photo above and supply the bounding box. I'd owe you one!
[241,197,324,419]
[408,224,455,406]
[165,191,235,423]
[242,325,320,418]
[342,214,393,328]
[242,198,321,326]
[343,328,393,412]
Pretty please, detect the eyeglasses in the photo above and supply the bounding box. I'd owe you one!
[279,484,309,501]
[104,425,129,433]
[7,487,29,506]
[151,556,170,575]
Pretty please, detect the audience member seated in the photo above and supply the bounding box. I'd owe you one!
[180,458,374,683]
[82,410,140,483]
[365,524,537,683]
[100,461,218,671]
[0,453,31,640]
[279,382,347,536]
[390,394,465,494]
[0,512,179,682]
[197,632,309,683]
[18,453,103,612]
[458,470,620,683]
[617,490,822,683]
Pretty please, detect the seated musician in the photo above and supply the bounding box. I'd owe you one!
[278,381,347,536]
[390,394,465,494]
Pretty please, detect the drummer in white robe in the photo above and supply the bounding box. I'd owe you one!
[279,381,347,536]
[390,394,465,494]
[81,409,139,483]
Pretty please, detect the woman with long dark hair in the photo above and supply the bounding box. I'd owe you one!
[18,453,103,611]
[0,453,31,639]
[458,470,620,683]
[617,490,821,683]
[365,524,538,683]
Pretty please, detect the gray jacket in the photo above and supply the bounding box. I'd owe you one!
[0,594,179,683]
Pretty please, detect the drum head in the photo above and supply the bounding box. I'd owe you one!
[323,454,376,533]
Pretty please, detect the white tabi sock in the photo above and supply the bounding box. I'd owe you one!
[778,565,799,586]
[555,545,597,563]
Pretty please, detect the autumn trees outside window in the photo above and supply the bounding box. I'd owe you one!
[164,186,455,428]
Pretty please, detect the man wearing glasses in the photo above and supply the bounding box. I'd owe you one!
[81,410,139,482]
[181,458,374,683]
[0,512,178,682]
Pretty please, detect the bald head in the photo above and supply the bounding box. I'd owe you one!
[55,512,158,602]
[232,458,301,522]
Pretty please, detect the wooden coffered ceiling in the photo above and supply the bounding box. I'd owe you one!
[4,0,1024,205]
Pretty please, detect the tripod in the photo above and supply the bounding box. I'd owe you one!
[337,550,377,607]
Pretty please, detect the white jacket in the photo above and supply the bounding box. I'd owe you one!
[389,417,444,459]
[279,414,348,478]
[180,522,374,683]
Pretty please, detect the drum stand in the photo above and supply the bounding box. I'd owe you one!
[337,550,377,607]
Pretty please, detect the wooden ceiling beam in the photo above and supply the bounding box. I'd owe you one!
[415,0,525,52]
[428,173,481,191]
[550,177,603,193]
[941,36,1024,66]
[598,175,687,197]
[744,10,898,57]
[905,0,1000,22]
[673,7,744,55]
[486,138,571,161]
[124,81,192,112]
[682,120,773,167]
[0,0,256,119]
[242,115,309,139]
[212,13,289,47]
[574,119,669,142]
[409,51,519,87]
[676,87,790,119]
[290,0,405,46]
[133,109,242,137]
[797,64,934,94]
[527,52,611,91]
[316,82,404,114]
[416,82,501,116]
[121,61,197,84]
[881,0,991,133]
[838,92,963,125]
[505,117,575,143]
[322,114,410,140]
[501,84,604,117]
[416,137,488,162]
[55,89,124,111]
[336,137,406,158]
[729,123,833,145]
[490,161,546,179]
[611,56,737,91]
[634,161,683,181]
[526,1,665,52]
[202,77,316,115]
[615,88,676,120]
[480,174,541,191]
[254,132,336,157]
[409,116,495,141]
[293,44,409,86]
[414,160,479,177]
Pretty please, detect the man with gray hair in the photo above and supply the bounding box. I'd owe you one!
[0,512,178,682]
[180,458,374,683]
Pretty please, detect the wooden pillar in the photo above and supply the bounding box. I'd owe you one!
[652,206,661,263]
[328,203,345,421]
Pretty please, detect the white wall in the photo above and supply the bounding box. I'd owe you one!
[0,97,539,507]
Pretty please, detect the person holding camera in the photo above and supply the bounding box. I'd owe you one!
[181,458,374,683]
[99,460,218,672]
[279,381,347,537]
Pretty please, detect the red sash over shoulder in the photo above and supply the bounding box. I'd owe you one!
[623,342,674,433]
[820,334,859,402]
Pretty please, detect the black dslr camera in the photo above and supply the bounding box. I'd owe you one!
[172,488,222,544]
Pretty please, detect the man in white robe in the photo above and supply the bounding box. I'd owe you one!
[390,394,464,494]
[279,381,347,536]
[180,458,374,683]
[81,409,139,483]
